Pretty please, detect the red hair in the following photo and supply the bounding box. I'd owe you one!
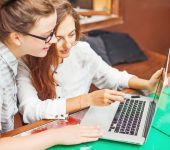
[24,44,58,100]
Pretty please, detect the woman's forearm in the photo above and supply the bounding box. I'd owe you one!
[0,129,60,150]
[128,76,149,90]
[66,94,91,114]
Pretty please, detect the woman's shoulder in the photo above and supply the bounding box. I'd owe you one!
[72,41,95,57]
[18,58,28,68]
[73,41,90,50]
[74,41,90,47]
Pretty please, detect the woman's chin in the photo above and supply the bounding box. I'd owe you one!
[33,51,48,58]
[60,52,70,59]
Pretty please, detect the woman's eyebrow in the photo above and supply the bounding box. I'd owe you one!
[42,28,54,35]
[56,29,76,37]
[69,29,76,34]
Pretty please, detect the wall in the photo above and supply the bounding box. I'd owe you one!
[105,0,170,55]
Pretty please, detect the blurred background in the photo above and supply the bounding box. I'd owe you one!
[69,0,170,55]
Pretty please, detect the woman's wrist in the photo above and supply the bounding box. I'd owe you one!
[129,76,150,90]
[34,129,62,147]
[144,80,151,91]
[66,94,93,113]
[78,94,92,110]
[85,93,93,107]
[49,128,67,145]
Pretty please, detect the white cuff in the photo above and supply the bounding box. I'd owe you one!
[119,71,135,88]
[42,98,67,119]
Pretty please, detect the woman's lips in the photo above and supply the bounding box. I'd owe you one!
[43,47,50,51]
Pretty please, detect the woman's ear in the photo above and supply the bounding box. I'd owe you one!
[9,32,22,46]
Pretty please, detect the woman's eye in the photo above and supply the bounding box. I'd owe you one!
[57,38,61,42]
[69,33,75,37]
[43,33,51,38]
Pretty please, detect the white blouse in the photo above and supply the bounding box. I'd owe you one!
[17,41,133,123]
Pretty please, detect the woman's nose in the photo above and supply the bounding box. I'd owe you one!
[49,34,57,44]
[63,39,72,49]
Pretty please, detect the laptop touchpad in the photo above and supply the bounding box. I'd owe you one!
[81,102,119,129]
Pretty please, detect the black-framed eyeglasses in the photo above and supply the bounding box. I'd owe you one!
[22,29,55,44]
[1,0,17,8]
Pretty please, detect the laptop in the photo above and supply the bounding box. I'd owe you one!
[81,49,170,145]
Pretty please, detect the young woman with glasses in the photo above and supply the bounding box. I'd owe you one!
[0,0,102,149]
[17,0,163,124]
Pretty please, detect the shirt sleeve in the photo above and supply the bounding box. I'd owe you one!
[82,42,134,90]
[16,61,66,124]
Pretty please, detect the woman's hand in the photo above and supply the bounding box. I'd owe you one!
[88,89,125,106]
[147,68,164,93]
[55,124,103,145]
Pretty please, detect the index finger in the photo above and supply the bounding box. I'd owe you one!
[108,90,125,96]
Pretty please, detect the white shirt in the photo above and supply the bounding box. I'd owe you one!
[17,41,133,123]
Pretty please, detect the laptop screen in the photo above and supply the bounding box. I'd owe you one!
[153,49,170,101]
[152,49,170,137]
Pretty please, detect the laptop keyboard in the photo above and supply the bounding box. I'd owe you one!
[108,99,146,136]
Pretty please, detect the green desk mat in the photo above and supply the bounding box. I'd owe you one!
[152,86,170,137]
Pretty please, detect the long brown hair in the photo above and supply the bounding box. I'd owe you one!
[25,0,81,100]
[0,0,56,42]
